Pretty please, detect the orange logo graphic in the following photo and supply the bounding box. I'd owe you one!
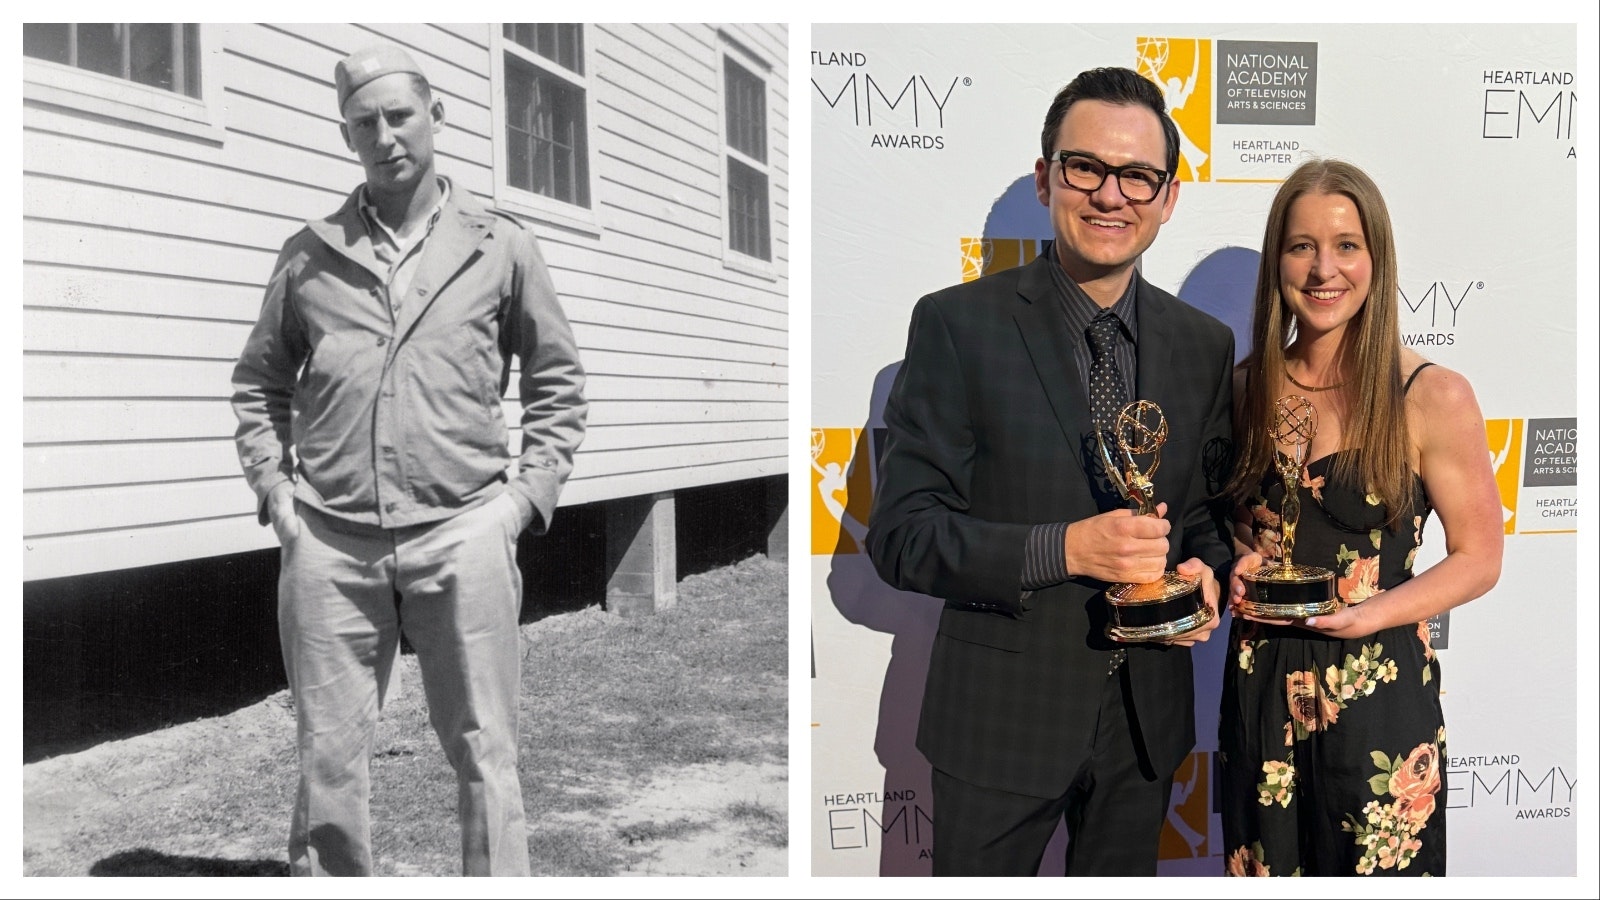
[1485,419,1522,534]
[1136,37,1213,183]
[811,427,875,555]
[959,237,1044,282]
[1159,751,1213,860]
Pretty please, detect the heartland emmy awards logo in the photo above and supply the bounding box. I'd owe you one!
[1136,36,1213,183]
[1447,753,1577,822]
[1158,751,1216,861]
[1401,278,1485,348]
[821,787,932,856]
[811,427,874,555]
[811,50,969,150]
[958,237,1047,283]
[1480,67,1576,157]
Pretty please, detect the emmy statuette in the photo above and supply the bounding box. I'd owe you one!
[1238,395,1338,619]
[1095,400,1213,643]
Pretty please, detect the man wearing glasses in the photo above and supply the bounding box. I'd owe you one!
[867,67,1234,876]
[231,45,586,875]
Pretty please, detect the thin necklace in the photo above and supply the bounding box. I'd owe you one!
[1284,367,1347,393]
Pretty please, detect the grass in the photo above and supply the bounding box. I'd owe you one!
[724,800,788,849]
[22,554,787,877]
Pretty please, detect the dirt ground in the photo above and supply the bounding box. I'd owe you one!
[22,616,787,878]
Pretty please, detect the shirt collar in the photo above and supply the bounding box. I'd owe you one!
[1046,249,1140,342]
[357,177,450,247]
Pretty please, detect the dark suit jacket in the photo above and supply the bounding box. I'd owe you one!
[866,254,1235,800]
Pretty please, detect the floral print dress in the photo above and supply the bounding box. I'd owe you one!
[1220,453,1444,877]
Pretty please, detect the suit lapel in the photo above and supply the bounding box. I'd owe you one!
[1014,255,1093,446]
[1132,274,1178,421]
[1013,256,1119,505]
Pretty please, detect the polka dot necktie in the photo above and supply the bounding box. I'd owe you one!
[1089,311,1132,671]
[1086,311,1129,434]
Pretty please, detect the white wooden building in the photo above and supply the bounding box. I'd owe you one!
[21,23,789,585]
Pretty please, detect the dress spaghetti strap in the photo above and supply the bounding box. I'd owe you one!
[1403,361,1437,394]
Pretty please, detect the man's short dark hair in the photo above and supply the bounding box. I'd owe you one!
[1040,67,1181,176]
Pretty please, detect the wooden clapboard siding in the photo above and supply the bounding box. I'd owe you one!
[25,397,783,445]
[24,516,274,585]
[22,22,787,581]
[23,267,266,322]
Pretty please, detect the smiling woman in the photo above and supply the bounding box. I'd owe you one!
[1277,192,1372,352]
[1220,159,1503,878]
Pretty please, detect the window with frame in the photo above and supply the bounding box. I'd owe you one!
[24,24,201,99]
[501,24,590,209]
[723,55,771,262]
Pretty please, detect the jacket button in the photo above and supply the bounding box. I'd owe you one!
[416,287,429,297]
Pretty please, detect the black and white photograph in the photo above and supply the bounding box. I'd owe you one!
[20,22,788,878]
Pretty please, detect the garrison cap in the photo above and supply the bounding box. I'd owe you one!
[335,44,428,112]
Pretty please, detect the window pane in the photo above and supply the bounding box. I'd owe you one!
[556,24,583,74]
[553,144,573,202]
[728,157,771,261]
[25,23,200,98]
[181,24,202,98]
[129,24,176,92]
[531,140,552,196]
[506,23,583,75]
[504,53,589,208]
[22,24,71,65]
[724,58,766,163]
[76,24,124,78]
[508,124,532,193]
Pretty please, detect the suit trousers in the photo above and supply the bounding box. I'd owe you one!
[930,664,1172,876]
[278,495,530,876]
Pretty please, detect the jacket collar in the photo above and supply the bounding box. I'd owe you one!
[1016,252,1178,395]
[306,176,496,280]
[305,177,501,338]
[1014,253,1180,506]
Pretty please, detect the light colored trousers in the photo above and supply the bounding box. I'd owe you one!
[278,495,530,876]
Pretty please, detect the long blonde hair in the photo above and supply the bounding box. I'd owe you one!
[1225,159,1416,527]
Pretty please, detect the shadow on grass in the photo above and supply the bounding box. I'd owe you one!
[89,848,288,876]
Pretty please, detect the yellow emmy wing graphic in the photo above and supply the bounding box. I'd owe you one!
[1135,37,1212,183]
[811,427,875,555]
[1485,419,1523,535]
[958,237,1042,282]
[1158,751,1213,860]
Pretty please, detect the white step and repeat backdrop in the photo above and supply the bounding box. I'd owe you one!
[809,22,1578,877]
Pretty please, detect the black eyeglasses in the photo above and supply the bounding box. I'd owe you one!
[1049,151,1171,204]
